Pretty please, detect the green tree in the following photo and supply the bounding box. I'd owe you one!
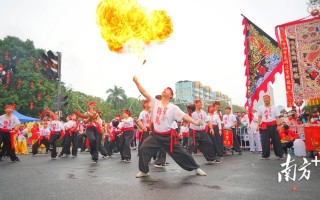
[0,36,56,117]
[106,85,127,110]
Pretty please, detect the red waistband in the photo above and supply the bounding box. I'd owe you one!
[154,129,176,153]
[0,128,11,133]
[154,130,172,135]
[262,121,277,126]
[192,129,205,133]
[260,121,277,130]
[122,127,134,132]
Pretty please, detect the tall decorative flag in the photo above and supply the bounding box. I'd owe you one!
[243,16,283,120]
[275,16,320,107]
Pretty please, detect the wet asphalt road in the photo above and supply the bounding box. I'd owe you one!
[0,150,319,200]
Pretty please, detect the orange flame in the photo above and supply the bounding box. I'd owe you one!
[96,0,173,54]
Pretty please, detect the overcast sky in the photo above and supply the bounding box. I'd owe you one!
[0,0,309,107]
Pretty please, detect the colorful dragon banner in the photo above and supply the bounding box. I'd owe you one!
[276,16,320,107]
[243,16,283,118]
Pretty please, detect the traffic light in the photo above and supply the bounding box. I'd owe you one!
[52,95,69,110]
[40,50,60,80]
[60,95,69,109]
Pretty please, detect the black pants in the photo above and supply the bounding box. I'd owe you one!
[0,131,19,161]
[282,142,294,154]
[231,128,241,152]
[138,131,150,149]
[119,130,134,160]
[78,134,87,152]
[260,125,284,158]
[139,133,199,173]
[193,131,217,161]
[60,132,78,156]
[60,133,70,156]
[114,135,120,153]
[98,133,107,156]
[32,138,50,155]
[50,133,61,158]
[104,137,114,156]
[210,126,224,157]
[131,134,137,148]
[187,129,198,154]
[154,149,166,165]
[86,127,101,161]
[182,136,188,147]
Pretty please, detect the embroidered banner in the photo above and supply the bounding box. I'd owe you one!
[243,16,283,119]
[276,16,320,107]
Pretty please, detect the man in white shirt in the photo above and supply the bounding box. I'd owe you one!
[208,105,224,158]
[133,76,207,178]
[189,100,220,163]
[257,95,284,159]
[49,113,65,159]
[32,118,51,155]
[222,107,242,155]
[0,104,21,162]
[242,110,262,153]
[137,100,151,148]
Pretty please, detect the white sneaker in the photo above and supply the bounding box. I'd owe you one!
[195,168,206,176]
[135,171,149,178]
[154,164,165,168]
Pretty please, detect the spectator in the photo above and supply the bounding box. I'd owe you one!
[279,124,299,155]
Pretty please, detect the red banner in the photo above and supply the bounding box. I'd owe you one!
[276,16,320,107]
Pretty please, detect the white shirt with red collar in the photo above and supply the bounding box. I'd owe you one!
[222,114,237,129]
[49,120,65,132]
[64,120,77,131]
[39,127,51,137]
[150,98,186,133]
[257,105,280,122]
[139,110,150,128]
[118,117,134,131]
[208,113,222,130]
[189,110,208,131]
[0,114,20,131]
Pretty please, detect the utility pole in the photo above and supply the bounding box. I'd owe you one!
[57,52,62,117]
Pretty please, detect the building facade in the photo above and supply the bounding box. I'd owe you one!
[175,80,228,104]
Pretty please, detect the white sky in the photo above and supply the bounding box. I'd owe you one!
[0,0,309,107]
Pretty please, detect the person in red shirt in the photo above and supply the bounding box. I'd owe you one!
[279,124,299,155]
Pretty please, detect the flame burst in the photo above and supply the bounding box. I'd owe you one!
[96,0,173,54]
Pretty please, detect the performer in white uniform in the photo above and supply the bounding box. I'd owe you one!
[0,104,21,162]
[222,107,242,155]
[257,95,284,159]
[133,76,207,178]
[242,110,262,153]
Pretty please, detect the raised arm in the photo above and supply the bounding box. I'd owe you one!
[133,76,151,100]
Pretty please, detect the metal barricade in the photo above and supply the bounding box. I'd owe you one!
[237,126,250,149]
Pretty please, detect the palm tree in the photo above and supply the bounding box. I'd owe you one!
[106,85,127,110]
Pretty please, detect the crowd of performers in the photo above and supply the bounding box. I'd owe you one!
[1,76,319,178]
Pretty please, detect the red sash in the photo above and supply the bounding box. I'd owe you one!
[154,129,176,154]
[260,121,277,130]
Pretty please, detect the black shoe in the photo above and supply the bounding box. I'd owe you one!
[124,159,131,163]
[11,158,21,163]
[238,151,242,155]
